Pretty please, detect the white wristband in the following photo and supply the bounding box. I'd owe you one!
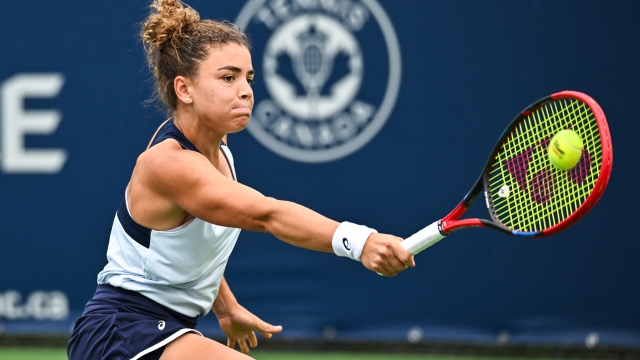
[332,222,377,261]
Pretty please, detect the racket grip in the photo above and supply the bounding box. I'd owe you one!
[402,220,447,255]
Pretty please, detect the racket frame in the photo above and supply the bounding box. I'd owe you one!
[439,91,613,238]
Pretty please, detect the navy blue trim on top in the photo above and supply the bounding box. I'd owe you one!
[117,199,151,248]
[116,119,234,246]
[115,119,197,247]
[150,119,201,153]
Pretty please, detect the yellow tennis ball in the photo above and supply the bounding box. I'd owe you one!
[548,129,583,170]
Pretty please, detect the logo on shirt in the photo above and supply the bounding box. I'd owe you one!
[158,320,166,330]
[236,0,402,163]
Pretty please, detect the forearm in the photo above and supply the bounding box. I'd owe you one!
[261,198,340,253]
[212,276,239,317]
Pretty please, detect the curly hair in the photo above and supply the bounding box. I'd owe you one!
[141,0,251,109]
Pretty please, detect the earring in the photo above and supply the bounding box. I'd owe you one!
[185,98,191,103]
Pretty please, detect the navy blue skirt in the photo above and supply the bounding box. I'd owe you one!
[67,284,201,360]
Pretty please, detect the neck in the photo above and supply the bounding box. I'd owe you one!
[173,111,224,162]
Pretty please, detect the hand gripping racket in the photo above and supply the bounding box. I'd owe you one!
[402,91,613,255]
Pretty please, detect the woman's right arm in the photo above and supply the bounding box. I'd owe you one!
[130,140,414,276]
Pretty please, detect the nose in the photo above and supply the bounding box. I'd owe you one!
[239,80,253,101]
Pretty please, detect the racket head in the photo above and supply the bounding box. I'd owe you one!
[481,91,612,237]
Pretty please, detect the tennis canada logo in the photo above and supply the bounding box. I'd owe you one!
[236,0,401,162]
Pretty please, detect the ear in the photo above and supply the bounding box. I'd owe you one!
[174,76,193,104]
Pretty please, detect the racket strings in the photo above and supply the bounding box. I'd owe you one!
[488,99,602,232]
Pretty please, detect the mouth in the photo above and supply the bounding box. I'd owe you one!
[232,107,252,116]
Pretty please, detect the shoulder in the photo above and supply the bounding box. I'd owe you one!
[139,138,203,163]
[135,139,212,187]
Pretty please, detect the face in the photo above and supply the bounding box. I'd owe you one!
[182,42,254,134]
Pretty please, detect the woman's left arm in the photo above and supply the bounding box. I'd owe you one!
[212,277,282,354]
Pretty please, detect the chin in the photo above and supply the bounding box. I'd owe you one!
[230,117,250,133]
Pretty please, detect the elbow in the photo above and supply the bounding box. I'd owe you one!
[252,197,279,234]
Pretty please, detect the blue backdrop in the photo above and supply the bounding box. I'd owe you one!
[1,0,639,349]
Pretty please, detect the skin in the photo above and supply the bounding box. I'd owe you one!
[126,42,415,359]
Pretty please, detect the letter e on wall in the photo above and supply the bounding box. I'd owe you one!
[1,73,67,174]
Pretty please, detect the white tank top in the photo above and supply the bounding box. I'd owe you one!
[97,120,241,317]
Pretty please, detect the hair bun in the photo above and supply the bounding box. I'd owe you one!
[142,0,200,48]
[141,0,251,110]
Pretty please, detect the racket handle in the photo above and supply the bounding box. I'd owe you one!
[402,220,447,255]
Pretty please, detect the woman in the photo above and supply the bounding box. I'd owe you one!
[67,0,414,359]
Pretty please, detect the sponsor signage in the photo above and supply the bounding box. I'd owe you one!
[0,74,67,174]
[0,290,69,321]
[236,0,401,162]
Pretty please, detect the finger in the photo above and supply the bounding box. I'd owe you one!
[392,241,416,267]
[385,251,412,275]
[257,323,283,338]
[386,254,409,273]
[367,254,392,276]
[248,331,258,348]
[238,337,250,354]
[375,261,396,276]
[227,337,236,349]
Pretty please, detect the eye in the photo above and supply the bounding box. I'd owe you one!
[222,75,234,82]
[247,78,255,86]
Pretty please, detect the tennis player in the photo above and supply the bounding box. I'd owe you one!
[67,0,414,359]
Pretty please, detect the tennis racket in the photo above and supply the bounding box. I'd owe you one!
[402,91,613,255]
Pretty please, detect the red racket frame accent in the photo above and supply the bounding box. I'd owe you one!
[540,91,613,235]
[438,91,612,237]
[440,181,486,234]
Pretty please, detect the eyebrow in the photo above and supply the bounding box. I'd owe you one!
[217,66,254,75]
